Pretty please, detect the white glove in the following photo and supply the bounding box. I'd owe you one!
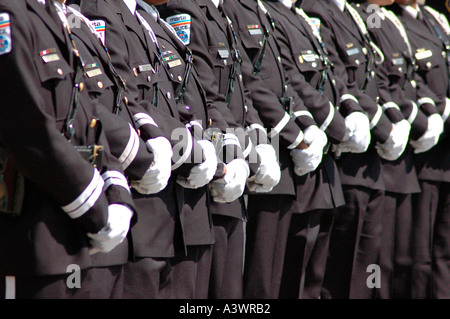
[88,204,133,255]
[130,137,173,195]
[375,119,411,161]
[410,113,444,154]
[177,139,218,189]
[332,112,371,157]
[208,158,250,203]
[247,144,281,193]
[290,125,328,176]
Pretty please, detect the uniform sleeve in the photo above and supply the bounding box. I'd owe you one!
[0,9,109,233]
[312,13,392,143]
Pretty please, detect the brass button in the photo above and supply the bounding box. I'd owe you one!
[90,118,97,128]
[79,82,84,92]
[124,96,129,105]
[426,62,432,68]
[355,60,360,65]
[97,81,103,89]
[209,118,212,127]
[57,68,63,75]
[178,75,183,81]
[167,92,172,100]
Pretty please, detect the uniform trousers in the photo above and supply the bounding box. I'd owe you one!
[243,194,294,299]
[279,209,334,299]
[378,192,414,299]
[411,180,450,299]
[123,257,173,299]
[169,245,213,299]
[323,185,384,299]
[1,266,123,299]
[208,214,245,299]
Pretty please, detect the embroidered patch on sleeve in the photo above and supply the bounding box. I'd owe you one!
[166,14,191,45]
[0,13,12,55]
[91,20,106,46]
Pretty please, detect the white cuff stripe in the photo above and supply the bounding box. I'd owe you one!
[133,113,158,128]
[186,120,204,130]
[292,110,314,119]
[62,169,104,219]
[370,105,383,129]
[287,131,305,150]
[119,124,140,170]
[5,276,15,300]
[320,102,335,131]
[243,138,253,159]
[102,171,131,194]
[269,112,291,138]
[408,101,419,124]
[381,102,401,111]
[443,98,450,123]
[171,128,193,170]
[417,97,436,107]
[340,94,359,104]
[246,123,268,136]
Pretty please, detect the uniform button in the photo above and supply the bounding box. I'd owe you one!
[224,60,228,66]
[170,73,174,78]
[57,68,63,75]
[239,74,243,82]
[167,92,172,100]
[124,96,129,105]
[147,76,152,82]
[97,81,103,89]
[178,75,183,81]
[90,118,97,128]
[362,47,368,55]
[259,41,263,47]
[244,105,248,112]
[398,67,403,72]
[411,80,417,88]
[355,60,360,65]
[209,119,212,127]
[426,62,432,68]
[79,82,84,92]
[277,56,282,63]
[312,62,317,68]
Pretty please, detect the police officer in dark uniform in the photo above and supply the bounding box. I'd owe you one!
[79,0,219,299]
[389,0,450,299]
[160,0,287,299]
[302,0,411,299]
[354,0,445,299]
[222,0,339,299]
[0,0,136,298]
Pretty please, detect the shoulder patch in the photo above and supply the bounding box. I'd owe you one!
[309,17,321,35]
[0,13,12,55]
[91,20,106,46]
[166,14,191,45]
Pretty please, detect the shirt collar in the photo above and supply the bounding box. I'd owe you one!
[123,0,137,15]
[136,0,158,20]
[37,0,46,5]
[279,0,293,9]
[401,4,420,19]
[332,0,346,12]
[212,0,221,8]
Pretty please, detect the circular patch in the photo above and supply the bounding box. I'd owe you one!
[177,30,189,44]
[0,34,10,54]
